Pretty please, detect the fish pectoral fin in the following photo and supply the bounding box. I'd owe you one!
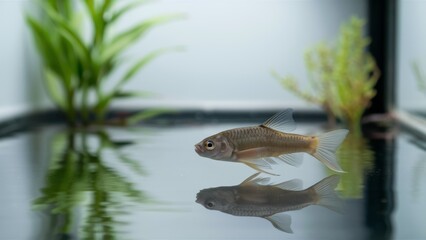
[277,153,304,167]
[265,214,293,234]
[240,172,271,186]
[261,109,296,133]
[236,148,269,160]
[240,159,279,176]
[258,153,303,169]
[274,178,303,191]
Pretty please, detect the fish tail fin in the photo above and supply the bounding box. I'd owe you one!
[312,129,349,172]
[312,175,343,213]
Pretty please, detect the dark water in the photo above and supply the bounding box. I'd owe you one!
[0,122,425,240]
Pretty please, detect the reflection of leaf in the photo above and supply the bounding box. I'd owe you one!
[412,61,426,93]
[117,154,148,176]
[110,140,136,148]
[334,130,374,198]
[412,157,426,200]
[33,129,151,239]
[95,164,147,201]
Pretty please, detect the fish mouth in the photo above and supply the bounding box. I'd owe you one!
[194,144,204,154]
[195,192,201,203]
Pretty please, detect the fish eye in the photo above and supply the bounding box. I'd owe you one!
[204,140,215,150]
[206,201,215,208]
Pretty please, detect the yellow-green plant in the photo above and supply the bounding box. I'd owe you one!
[334,131,374,198]
[274,17,380,131]
[273,43,337,126]
[26,0,182,126]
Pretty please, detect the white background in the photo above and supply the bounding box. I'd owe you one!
[0,0,367,117]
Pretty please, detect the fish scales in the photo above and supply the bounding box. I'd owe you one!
[227,189,316,217]
[222,126,314,154]
[237,187,315,207]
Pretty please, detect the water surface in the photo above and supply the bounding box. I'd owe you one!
[0,122,424,239]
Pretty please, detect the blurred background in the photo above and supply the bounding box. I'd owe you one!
[1,0,426,240]
[0,0,370,114]
[0,0,424,117]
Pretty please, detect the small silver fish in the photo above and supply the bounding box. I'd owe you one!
[196,174,342,233]
[194,109,349,173]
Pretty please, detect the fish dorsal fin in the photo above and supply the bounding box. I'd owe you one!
[241,172,271,186]
[274,178,303,191]
[262,109,296,132]
[265,214,293,233]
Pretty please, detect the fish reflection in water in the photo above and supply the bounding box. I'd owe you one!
[195,109,349,174]
[196,174,342,233]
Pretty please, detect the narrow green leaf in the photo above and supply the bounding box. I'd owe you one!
[113,90,154,98]
[126,109,173,125]
[120,47,182,86]
[101,0,114,14]
[26,17,63,75]
[101,14,184,62]
[124,47,182,83]
[43,4,92,67]
[108,0,153,24]
[27,15,76,90]
[96,46,181,115]
[95,95,113,117]
[44,68,67,110]
[117,155,147,176]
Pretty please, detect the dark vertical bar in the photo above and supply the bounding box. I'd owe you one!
[366,0,397,114]
[365,2,397,238]
[365,137,395,240]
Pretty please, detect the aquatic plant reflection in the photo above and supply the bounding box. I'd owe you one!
[33,129,148,240]
[335,130,374,198]
[196,173,342,234]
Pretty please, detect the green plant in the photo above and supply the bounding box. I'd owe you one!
[27,0,182,126]
[334,132,374,198]
[33,129,151,239]
[274,17,380,131]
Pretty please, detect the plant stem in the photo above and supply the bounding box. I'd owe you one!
[66,88,76,127]
[81,79,90,126]
[347,114,362,137]
[324,104,336,128]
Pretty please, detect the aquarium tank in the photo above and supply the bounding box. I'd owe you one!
[0,0,425,240]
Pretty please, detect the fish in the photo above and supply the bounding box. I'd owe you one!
[196,174,342,233]
[194,109,349,173]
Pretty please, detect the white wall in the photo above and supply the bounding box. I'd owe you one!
[0,0,46,118]
[397,0,426,112]
[0,0,367,117]
[114,0,367,110]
